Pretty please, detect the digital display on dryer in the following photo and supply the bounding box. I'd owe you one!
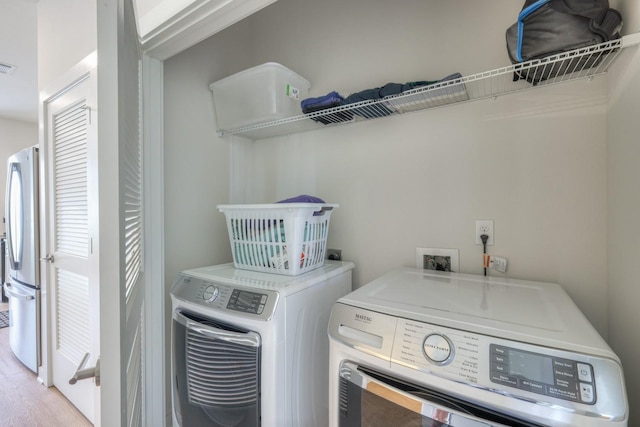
[508,349,554,384]
[227,289,267,315]
[236,291,254,307]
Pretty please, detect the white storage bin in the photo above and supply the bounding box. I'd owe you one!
[210,62,311,131]
[217,203,337,276]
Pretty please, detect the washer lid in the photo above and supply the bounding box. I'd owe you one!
[338,268,614,358]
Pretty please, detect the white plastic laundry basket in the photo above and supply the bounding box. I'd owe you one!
[217,203,337,276]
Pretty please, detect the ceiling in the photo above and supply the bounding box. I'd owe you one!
[0,0,266,123]
[0,0,38,123]
[0,0,203,124]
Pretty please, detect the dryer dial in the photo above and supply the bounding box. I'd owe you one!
[202,285,220,303]
[423,333,454,365]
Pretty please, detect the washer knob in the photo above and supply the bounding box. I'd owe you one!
[203,285,220,303]
[423,333,454,365]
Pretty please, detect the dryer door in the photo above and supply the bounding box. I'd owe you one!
[173,310,261,427]
[338,362,547,427]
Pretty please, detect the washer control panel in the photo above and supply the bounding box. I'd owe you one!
[392,319,479,385]
[332,304,625,419]
[390,318,603,407]
[170,274,278,320]
[489,344,596,404]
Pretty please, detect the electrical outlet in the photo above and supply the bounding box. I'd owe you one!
[327,248,342,261]
[416,248,459,272]
[475,220,494,245]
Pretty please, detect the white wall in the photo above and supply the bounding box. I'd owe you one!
[607,17,640,427]
[36,0,96,92]
[164,0,611,328]
[247,79,609,330]
[163,16,254,289]
[163,0,637,420]
[0,117,38,232]
[247,0,610,333]
[612,0,640,34]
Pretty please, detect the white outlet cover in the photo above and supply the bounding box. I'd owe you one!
[416,248,459,272]
[475,220,494,245]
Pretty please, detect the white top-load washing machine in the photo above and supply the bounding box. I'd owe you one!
[328,268,628,427]
[171,260,354,427]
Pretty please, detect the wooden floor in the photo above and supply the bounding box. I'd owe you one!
[0,301,91,426]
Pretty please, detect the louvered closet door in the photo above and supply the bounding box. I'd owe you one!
[45,73,99,423]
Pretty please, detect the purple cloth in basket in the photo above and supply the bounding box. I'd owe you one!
[276,195,327,216]
[276,195,325,203]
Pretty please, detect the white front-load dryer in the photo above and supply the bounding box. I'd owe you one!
[170,260,354,427]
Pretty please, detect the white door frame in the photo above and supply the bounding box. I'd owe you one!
[96,1,167,423]
[142,54,167,426]
[97,0,147,424]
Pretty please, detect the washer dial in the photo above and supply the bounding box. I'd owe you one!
[423,333,454,365]
[202,285,220,303]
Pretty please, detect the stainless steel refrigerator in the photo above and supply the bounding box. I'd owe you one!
[4,145,40,373]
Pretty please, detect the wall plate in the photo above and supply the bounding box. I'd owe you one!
[416,248,459,273]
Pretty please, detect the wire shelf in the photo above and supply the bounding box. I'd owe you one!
[217,34,640,139]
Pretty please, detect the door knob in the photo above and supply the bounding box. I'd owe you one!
[69,352,101,387]
[40,254,54,263]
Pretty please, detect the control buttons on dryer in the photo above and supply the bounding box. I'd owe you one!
[202,285,220,303]
[423,333,454,365]
[488,344,597,405]
[577,363,593,383]
[580,383,595,403]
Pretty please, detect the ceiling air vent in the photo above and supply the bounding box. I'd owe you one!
[0,62,17,75]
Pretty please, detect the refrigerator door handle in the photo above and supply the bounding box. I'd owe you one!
[4,282,35,301]
[6,161,24,271]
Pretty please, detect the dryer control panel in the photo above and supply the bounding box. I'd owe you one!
[170,274,279,321]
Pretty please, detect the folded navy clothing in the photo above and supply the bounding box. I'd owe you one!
[343,86,395,118]
[342,82,430,118]
[343,77,460,118]
[344,80,433,101]
[301,91,344,112]
[301,91,353,124]
[436,73,463,84]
